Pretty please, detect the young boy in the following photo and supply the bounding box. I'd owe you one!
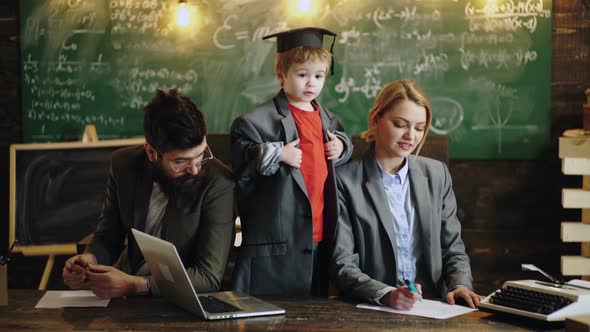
[230,27,352,296]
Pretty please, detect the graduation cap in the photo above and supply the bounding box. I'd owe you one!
[263,27,338,75]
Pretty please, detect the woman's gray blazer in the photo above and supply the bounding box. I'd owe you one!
[331,148,473,301]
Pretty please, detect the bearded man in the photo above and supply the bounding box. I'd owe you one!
[63,89,235,299]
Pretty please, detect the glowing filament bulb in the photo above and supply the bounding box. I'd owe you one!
[177,1,190,27]
[298,0,312,13]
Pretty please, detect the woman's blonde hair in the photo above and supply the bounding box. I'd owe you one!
[360,79,432,154]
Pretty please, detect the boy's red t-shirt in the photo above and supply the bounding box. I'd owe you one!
[289,102,328,243]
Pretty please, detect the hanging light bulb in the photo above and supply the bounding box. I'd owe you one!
[176,0,190,27]
[288,0,319,17]
[298,0,312,13]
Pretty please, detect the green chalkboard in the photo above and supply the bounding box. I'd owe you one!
[19,0,552,159]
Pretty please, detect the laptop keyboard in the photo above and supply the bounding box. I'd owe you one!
[198,296,243,313]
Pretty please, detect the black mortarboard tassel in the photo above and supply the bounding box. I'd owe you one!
[263,27,337,75]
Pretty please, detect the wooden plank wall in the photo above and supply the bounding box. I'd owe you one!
[0,1,589,293]
[0,1,19,255]
[456,0,590,291]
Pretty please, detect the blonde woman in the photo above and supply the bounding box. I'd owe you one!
[331,79,481,310]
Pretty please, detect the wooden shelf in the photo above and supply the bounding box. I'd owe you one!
[559,132,590,279]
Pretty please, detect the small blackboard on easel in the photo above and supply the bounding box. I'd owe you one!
[9,125,144,289]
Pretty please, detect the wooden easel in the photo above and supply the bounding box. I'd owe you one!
[9,126,145,290]
[9,125,100,290]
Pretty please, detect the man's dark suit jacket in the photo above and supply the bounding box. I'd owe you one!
[85,145,236,296]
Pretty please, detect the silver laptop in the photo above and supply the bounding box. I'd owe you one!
[131,228,285,320]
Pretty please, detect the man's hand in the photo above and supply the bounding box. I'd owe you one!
[84,264,145,299]
[63,253,97,289]
[447,286,482,308]
[381,284,423,310]
[281,138,302,168]
[324,130,344,160]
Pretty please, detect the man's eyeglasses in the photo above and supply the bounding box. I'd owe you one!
[154,145,213,173]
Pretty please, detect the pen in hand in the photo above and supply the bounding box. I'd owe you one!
[404,279,422,302]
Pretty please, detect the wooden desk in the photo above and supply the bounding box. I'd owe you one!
[0,290,565,331]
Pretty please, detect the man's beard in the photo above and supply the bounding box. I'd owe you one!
[151,160,207,209]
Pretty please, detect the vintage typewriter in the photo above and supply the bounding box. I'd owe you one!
[479,265,590,321]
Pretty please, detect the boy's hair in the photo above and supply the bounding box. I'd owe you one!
[360,79,432,154]
[143,89,207,153]
[275,46,332,77]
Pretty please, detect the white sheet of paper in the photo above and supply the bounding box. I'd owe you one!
[357,299,477,319]
[35,290,110,308]
[567,279,590,289]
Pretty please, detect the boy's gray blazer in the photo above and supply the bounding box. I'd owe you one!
[230,90,352,296]
[331,147,473,301]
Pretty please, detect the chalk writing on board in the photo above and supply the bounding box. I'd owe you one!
[430,97,464,135]
[27,109,125,126]
[461,32,515,46]
[109,0,171,35]
[321,5,442,30]
[30,87,95,102]
[213,14,289,50]
[335,54,449,103]
[459,48,538,70]
[465,0,551,33]
[469,78,539,153]
[117,65,199,109]
[19,0,553,159]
